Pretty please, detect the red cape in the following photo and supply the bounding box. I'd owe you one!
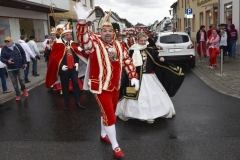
[45,39,87,88]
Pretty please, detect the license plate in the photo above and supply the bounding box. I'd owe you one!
[168,49,182,53]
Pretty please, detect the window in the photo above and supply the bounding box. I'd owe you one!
[19,19,45,42]
[160,35,189,44]
[90,0,93,8]
[81,0,86,6]
[92,25,95,32]
[206,10,210,29]
[184,18,187,28]
[192,14,195,31]
[0,18,10,48]
[200,12,204,26]
[178,0,180,10]
[224,3,232,25]
[179,19,181,31]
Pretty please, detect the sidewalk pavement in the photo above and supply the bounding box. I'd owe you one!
[0,53,239,103]
[0,54,47,103]
[192,54,240,99]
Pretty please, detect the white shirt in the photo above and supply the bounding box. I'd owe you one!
[18,40,35,62]
[0,48,6,68]
[200,30,205,41]
[219,31,228,46]
[28,40,40,56]
[42,39,48,50]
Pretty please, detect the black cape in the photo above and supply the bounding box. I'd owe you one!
[119,47,185,101]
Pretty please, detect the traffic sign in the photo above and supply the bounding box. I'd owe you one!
[186,8,193,15]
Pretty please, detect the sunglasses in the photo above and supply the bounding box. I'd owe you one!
[4,41,10,43]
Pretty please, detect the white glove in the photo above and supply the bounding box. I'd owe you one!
[77,46,83,51]
[75,63,79,71]
[73,2,93,20]
[62,65,68,71]
[131,78,139,91]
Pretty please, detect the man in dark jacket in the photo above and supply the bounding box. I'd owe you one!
[1,36,28,101]
[229,24,238,58]
[196,25,207,57]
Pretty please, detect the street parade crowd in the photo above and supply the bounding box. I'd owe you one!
[0,2,186,158]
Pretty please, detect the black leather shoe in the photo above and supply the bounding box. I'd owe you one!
[64,105,69,111]
[25,80,31,83]
[76,103,85,109]
[34,74,40,76]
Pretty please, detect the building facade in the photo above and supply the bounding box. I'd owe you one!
[219,0,240,54]
[49,0,95,43]
[176,0,218,41]
[171,1,178,31]
[0,0,69,51]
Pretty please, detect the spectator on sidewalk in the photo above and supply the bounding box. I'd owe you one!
[196,25,207,57]
[218,24,231,62]
[207,24,213,38]
[42,35,49,50]
[229,24,238,59]
[0,48,12,94]
[28,35,40,76]
[207,24,218,40]
[207,29,220,69]
[18,35,36,83]
[0,36,29,101]
[185,26,191,36]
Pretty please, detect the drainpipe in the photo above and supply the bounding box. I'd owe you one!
[218,0,220,26]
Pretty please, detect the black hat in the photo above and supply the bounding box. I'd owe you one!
[29,35,35,39]
[219,23,226,26]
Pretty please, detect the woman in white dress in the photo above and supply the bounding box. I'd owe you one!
[116,33,184,124]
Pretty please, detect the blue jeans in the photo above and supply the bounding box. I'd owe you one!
[230,40,236,58]
[24,62,30,81]
[0,68,7,91]
[31,58,38,75]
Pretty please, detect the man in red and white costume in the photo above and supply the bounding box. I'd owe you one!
[45,22,87,111]
[74,2,139,158]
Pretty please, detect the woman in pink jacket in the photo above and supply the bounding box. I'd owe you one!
[207,29,220,69]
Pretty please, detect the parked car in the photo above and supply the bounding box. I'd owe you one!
[155,32,195,68]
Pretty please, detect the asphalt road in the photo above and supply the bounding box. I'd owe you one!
[0,67,240,160]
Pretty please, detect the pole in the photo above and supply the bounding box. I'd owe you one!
[220,49,223,75]
[200,42,202,61]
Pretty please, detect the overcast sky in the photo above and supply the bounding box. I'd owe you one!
[95,0,177,26]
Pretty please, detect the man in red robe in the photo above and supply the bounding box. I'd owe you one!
[45,22,87,111]
[74,2,139,158]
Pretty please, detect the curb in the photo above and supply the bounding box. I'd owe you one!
[191,64,240,99]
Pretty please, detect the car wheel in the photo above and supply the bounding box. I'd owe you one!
[189,58,195,68]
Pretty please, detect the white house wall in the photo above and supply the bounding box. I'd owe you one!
[0,6,48,20]
[22,0,70,10]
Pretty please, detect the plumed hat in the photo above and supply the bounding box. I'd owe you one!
[60,22,72,36]
[50,26,56,34]
[55,24,65,35]
[101,10,113,30]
